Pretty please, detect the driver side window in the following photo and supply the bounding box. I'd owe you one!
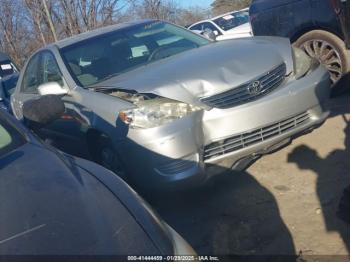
[41,52,64,87]
[21,53,41,94]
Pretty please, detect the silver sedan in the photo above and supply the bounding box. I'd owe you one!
[11,20,331,188]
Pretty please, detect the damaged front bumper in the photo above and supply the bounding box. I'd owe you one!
[118,64,331,188]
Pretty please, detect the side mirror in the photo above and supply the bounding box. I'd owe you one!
[38,82,68,96]
[213,30,219,36]
[23,95,65,129]
[202,29,217,41]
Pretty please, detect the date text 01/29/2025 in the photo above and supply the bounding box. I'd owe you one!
[127,256,220,261]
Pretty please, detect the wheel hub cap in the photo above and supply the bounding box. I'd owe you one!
[301,40,342,83]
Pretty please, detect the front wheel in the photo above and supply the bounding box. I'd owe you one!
[294,30,350,85]
[93,135,127,180]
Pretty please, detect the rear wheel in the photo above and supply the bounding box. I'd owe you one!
[294,30,350,85]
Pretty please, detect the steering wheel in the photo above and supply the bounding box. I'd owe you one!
[147,46,169,62]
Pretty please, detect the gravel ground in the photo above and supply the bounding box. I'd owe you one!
[147,93,350,259]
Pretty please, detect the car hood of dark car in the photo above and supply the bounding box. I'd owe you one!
[0,142,172,255]
[94,36,293,107]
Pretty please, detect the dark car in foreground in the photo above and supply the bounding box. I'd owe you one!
[0,96,195,255]
[250,0,350,86]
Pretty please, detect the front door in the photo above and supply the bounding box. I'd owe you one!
[12,51,89,158]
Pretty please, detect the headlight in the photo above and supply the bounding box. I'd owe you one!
[119,98,202,129]
[292,46,312,79]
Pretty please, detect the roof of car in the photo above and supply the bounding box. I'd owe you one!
[52,19,156,49]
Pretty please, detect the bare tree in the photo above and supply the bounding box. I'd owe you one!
[0,0,33,66]
[25,0,58,44]
[133,0,178,21]
[25,0,47,45]
[176,6,211,26]
[43,0,58,41]
[211,0,251,16]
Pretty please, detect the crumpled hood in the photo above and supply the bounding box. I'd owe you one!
[96,36,294,106]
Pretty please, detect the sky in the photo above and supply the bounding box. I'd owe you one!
[179,0,213,8]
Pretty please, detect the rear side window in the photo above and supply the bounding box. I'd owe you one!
[0,116,26,157]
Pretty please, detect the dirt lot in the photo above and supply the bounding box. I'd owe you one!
[147,93,350,259]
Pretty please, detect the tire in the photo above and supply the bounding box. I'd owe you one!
[294,30,350,85]
[92,134,128,180]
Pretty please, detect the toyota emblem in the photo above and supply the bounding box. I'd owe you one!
[248,81,262,95]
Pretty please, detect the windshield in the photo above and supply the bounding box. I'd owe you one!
[61,21,210,87]
[213,10,249,31]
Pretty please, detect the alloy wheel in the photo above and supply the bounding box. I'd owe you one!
[301,40,343,83]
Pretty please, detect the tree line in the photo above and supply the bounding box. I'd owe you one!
[0,0,250,67]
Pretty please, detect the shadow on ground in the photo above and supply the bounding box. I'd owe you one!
[287,91,350,254]
[147,171,296,256]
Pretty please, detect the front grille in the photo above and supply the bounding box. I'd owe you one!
[200,63,287,109]
[204,112,310,161]
[156,154,197,175]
